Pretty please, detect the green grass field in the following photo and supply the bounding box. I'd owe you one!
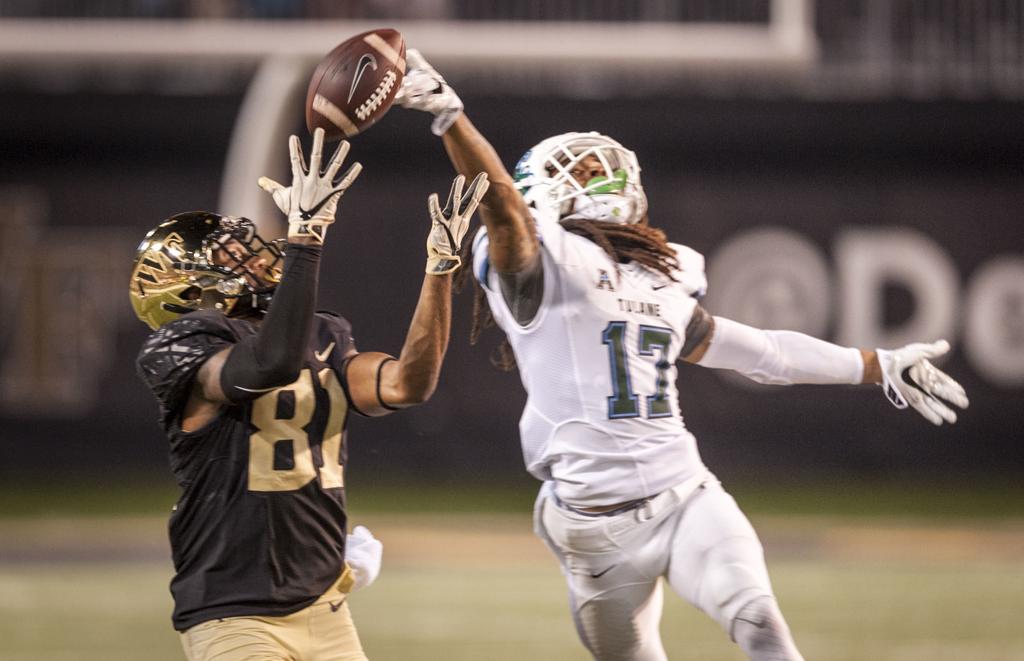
[1,481,1023,660]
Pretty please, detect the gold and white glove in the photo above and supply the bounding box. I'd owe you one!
[395,49,464,136]
[345,525,382,591]
[258,127,362,244]
[426,173,489,275]
[876,340,969,426]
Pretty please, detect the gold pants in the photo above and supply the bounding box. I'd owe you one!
[180,568,366,661]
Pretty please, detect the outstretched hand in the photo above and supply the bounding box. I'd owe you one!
[258,127,362,244]
[394,49,464,136]
[876,340,969,426]
[426,172,489,275]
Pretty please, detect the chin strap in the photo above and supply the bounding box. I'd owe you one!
[563,193,639,224]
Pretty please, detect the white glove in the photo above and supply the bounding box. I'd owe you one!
[345,525,383,591]
[426,172,489,275]
[395,49,464,136]
[876,339,969,426]
[258,127,362,244]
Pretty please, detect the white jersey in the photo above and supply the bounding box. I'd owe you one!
[473,216,711,507]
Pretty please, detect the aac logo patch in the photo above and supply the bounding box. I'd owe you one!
[596,269,615,291]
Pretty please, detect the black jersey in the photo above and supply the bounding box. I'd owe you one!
[136,308,358,631]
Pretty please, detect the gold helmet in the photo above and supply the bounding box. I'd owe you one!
[129,211,284,330]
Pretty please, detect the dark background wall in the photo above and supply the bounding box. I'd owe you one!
[1,87,1021,486]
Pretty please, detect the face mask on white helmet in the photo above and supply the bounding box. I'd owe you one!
[513,132,648,225]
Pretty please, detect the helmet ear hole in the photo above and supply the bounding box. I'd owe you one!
[180,286,202,301]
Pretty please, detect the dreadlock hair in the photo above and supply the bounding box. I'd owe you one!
[466,217,680,371]
[559,217,679,279]
[450,230,519,366]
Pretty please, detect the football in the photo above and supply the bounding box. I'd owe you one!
[305,28,406,140]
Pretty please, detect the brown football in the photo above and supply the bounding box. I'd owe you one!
[305,28,406,140]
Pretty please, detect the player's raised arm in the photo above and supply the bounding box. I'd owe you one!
[680,304,969,426]
[191,128,361,409]
[395,49,538,274]
[344,173,489,416]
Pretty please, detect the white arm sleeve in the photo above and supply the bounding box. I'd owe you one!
[697,316,864,385]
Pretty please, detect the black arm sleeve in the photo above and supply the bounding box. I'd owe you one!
[220,243,321,402]
[496,251,545,326]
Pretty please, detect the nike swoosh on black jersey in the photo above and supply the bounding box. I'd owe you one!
[314,341,336,362]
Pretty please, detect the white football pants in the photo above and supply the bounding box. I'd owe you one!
[534,476,791,660]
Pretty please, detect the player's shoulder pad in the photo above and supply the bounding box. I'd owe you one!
[669,242,705,273]
[135,309,238,409]
[668,242,708,298]
[527,207,561,241]
[316,309,351,326]
[316,310,354,337]
[472,211,550,290]
[472,227,493,290]
[138,309,236,360]
[315,310,355,352]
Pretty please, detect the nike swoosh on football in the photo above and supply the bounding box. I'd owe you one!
[589,565,615,578]
[315,341,336,362]
[348,53,379,103]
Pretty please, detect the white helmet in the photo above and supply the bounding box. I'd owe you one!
[512,132,648,225]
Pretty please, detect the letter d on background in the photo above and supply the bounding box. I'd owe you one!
[835,228,958,352]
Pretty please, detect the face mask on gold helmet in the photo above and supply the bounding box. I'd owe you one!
[129,211,284,330]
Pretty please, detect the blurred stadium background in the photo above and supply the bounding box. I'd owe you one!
[1,1,1022,659]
